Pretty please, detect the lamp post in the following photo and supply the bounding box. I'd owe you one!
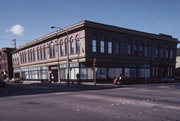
[51,26,69,85]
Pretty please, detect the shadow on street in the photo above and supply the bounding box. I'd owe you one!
[0,83,117,97]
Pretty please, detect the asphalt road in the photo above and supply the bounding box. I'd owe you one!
[0,83,180,121]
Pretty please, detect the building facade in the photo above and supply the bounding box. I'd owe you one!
[12,20,178,83]
[0,48,15,79]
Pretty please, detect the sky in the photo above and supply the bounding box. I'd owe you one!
[0,0,180,48]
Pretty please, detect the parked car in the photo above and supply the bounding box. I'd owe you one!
[0,79,6,88]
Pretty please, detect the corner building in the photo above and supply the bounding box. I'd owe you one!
[12,20,178,83]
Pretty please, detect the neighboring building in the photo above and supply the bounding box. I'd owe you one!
[12,20,178,83]
[0,48,15,79]
[175,48,180,78]
[176,48,180,68]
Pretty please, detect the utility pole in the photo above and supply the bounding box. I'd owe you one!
[12,39,17,49]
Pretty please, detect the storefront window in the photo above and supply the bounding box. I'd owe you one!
[97,68,107,79]
[108,68,122,79]
[80,68,87,79]
[87,68,93,79]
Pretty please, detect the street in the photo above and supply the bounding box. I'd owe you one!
[0,83,180,121]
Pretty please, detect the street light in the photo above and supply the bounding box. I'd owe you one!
[51,26,70,85]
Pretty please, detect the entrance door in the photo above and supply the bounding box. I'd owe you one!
[50,70,58,82]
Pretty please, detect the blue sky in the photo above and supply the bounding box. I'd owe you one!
[0,0,180,48]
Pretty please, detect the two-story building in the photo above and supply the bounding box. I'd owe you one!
[12,20,178,83]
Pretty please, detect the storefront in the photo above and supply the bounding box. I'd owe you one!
[21,66,48,81]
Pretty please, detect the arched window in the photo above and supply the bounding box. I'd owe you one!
[64,39,67,55]
[27,50,30,62]
[30,49,33,62]
[37,47,39,60]
[70,37,74,54]
[60,41,64,56]
[24,51,27,63]
[49,44,56,58]
[43,45,46,59]
[76,36,80,53]
[40,46,43,60]
[33,48,36,61]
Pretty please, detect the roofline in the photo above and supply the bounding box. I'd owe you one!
[17,20,86,50]
[17,20,178,51]
[84,20,178,42]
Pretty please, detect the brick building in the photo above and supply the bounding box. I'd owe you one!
[12,20,178,83]
[0,48,15,79]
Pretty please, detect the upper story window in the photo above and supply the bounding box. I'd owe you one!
[65,40,67,55]
[144,46,148,57]
[49,45,56,58]
[92,40,97,52]
[33,48,36,61]
[40,47,43,60]
[70,39,74,54]
[100,40,105,53]
[139,44,143,56]
[30,50,33,62]
[27,50,30,62]
[60,42,64,56]
[133,43,137,56]
[155,48,159,58]
[108,41,112,54]
[160,48,164,58]
[170,49,173,59]
[43,46,46,59]
[115,42,120,54]
[165,49,169,59]
[127,41,132,55]
[37,47,40,60]
[76,39,80,53]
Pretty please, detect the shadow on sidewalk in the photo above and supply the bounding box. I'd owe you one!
[0,83,117,97]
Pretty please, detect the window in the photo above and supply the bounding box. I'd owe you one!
[43,46,46,59]
[28,50,30,62]
[97,68,107,79]
[144,46,148,57]
[30,50,32,62]
[33,48,36,61]
[49,45,56,58]
[92,40,97,52]
[133,44,137,56]
[70,40,74,54]
[170,50,173,59]
[37,47,40,60]
[76,39,80,53]
[165,49,169,59]
[65,41,67,55]
[160,48,163,58]
[127,42,132,55]
[115,42,120,54]
[139,45,143,56]
[100,40,105,53]
[60,42,64,56]
[40,47,43,60]
[155,48,159,58]
[108,41,112,54]
[23,52,27,63]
